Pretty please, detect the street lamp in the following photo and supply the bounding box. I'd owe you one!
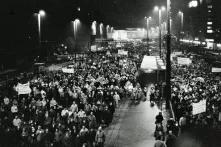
[37,10,46,46]
[166,0,171,108]
[178,11,184,47]
[100,23,104,38]
[73,19,80,49]
[106,25,110,38]
[178,11,184,31]
[154,6,166,58]
[91,21,97,35]
[145,16,152,40]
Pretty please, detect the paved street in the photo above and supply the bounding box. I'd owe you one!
[105,85,169,147]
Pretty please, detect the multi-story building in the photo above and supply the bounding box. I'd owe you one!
[185,0,221,43]
[204,0,221,43]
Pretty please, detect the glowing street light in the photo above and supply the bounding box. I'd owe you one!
[73,19,81,40]
[100,23,104,38]
[39,10,46,16]
[145,16,152,40]
[91,21,97,35]
[188,0,198,8]
[37,10,46,47]
[111,27,114,33]
[154,6,166,57]
[178,11,184,31]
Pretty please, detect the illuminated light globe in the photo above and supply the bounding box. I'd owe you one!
[189,0,198,8]
[39,10,46,16]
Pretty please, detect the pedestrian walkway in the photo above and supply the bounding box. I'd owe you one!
[105,85,171,147]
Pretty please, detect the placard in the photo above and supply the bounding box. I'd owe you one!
[212,67,221,73]
[15,82,32,95]
[177,57,192,65]
[192,100,206,115]
[118,50,128,56]
[62,68,74,74]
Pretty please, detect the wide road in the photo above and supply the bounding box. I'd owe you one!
[105,86,169,147]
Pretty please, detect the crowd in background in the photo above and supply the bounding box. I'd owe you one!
[0,50,140,147]
[171,55,221,132]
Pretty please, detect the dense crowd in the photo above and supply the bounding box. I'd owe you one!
[171,55,221,132]
[0,51,139,147]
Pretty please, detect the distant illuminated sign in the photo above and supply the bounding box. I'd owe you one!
[207,30,213,33]
[207,22,213,25]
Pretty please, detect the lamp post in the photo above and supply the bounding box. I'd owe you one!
[100,23,104,38]
[178,11,184,47]
[145,16,151,41]
[154,6,165,58]
[106,25,110,38]
[166,0,171,108]
[73,19,80,50]
[178,11,184,31]
[37,10,46,47]
[91,21,97,36]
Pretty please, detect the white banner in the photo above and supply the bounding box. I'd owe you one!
[118,50,128,56]
[177,57,192,65]
[91,45,97,52]
[212,67,221,73]
[192,100,206,115]
[106,51,111,55]
[16,82,32,95]
[62,68,74,74]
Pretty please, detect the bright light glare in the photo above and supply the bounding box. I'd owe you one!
[154,6,159,11]
[189,0,198,8]
[39,10,46,16]
[161,6,166,11]
[207,22,213,25]
[92,21,96,35]
[207,30,213,33]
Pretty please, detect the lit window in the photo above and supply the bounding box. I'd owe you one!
[208,10,211,13]
[207,26,212,29]
[207,30,213,33]
[207,22,213,25]
[208,5,212,9]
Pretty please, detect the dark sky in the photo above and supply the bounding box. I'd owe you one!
[0,0,184,52]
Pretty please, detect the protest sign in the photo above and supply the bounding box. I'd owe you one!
[192,100,206,115]
[177,57,192,65]
[15,82,32,95]
[212,67,221,73]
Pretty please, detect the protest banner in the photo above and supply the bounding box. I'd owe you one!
[177,57,192,65]
[62,68,74,74]
[15,82,32,95]
[212,67,221,73]
[192,100,206,115]
[118,50,128,56]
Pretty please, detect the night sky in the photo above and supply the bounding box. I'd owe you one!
[0,0,184,53]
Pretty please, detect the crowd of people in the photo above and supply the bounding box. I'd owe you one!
[171,54,221,133]
[0,50,140,147]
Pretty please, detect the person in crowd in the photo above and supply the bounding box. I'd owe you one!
[179,114,187,133]
[154,135,166,147]
[113,92,120,108]
[165,130,176,147]
[155,112,164,124]
[95,126,105,147]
